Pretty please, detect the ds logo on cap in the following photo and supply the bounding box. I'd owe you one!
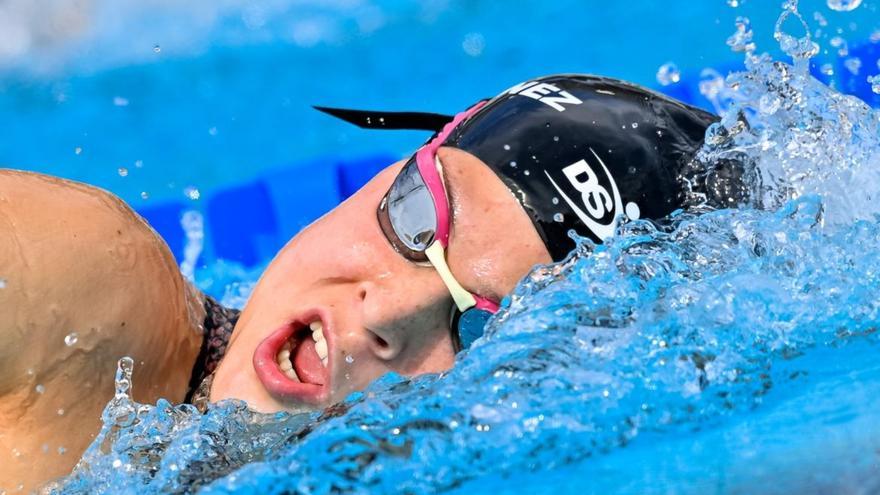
[544,148,639,241]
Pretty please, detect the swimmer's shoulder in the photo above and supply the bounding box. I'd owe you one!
[0,168,205,388]
[0,169,205,490]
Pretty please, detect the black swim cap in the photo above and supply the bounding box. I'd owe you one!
[317,74,718,261]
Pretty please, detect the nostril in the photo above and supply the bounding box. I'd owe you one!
[374,334,389,349]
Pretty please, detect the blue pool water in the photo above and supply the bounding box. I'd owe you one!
[4,0,880,493]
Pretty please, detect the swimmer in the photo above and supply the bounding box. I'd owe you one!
[0,74,726,490]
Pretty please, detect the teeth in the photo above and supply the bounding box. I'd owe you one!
[310,320,329,368]
[276,321,330,378]
[283,368,300,382]
[315,338,328,361]
[276,342,300,381]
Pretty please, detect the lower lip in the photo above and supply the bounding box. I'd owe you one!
[253,323,328,405]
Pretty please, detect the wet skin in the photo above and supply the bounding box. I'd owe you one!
[0,170,204,491]
[210,147,552,413]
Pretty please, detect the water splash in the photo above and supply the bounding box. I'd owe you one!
[53,358,313,494]
[179,210,204,283]
[689,0,880,226]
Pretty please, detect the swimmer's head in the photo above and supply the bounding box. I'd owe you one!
[319,74,719,260]
[209,74,718,413]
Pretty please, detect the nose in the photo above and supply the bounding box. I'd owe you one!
[357,279,453,369]
[357,281,406,361]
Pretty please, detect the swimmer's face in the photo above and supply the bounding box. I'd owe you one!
[210,147,552,413]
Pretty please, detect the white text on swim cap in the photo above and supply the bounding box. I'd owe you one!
[544,148,625,240]
[506,81,583,112]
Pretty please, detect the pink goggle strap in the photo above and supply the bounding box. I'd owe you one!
[474,296,500,313]
[414,100,487,249]
[412,101,499,314]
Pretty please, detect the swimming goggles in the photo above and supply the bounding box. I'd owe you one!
[376,101,500,349]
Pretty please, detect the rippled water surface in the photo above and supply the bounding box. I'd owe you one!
[47,2,880,494]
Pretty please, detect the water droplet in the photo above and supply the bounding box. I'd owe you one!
[208,127,218,136]
[503,144,511,150]
[0,278,5,289]
[727,0,740,6]
[509,161,517,168]
[140,191,149,200]
[552,197,559,205]
[184,186,200,200]
[820,63,835,76]
[462,32,485,57]
[631,122,639,129]
[656,62,681,86]
[112,459,122,468]
[345,355,354,364]
[57,408,65,416]
[112,96,129,107]
[35,384,45,394]
[134,160,143,168]
[41,444,49,453]
[524,170,530,176]
[844,57,862,75]
[553,213,564,222]
[830,36,849,57]
[64,332,78,346]
[118,167,128,177]
[727,16,756,54]
[552,136,559,141]
[774,6,820,60]
[58,446,67,455]
[625,202,641,220]
[827,0,862,12]
[74,147,82,155]
[153,44,161,53]
[868,75,880,94]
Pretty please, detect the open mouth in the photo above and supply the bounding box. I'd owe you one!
[253,311,332,405]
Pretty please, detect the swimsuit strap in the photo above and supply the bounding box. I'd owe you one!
[184,295,240,404]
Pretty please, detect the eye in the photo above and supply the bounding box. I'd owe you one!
[377,192,430,263]
[412,230,435,247]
